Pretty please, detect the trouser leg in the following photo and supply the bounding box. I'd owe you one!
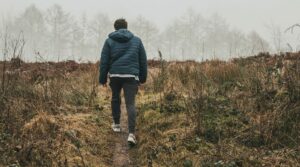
[109,78,122,124]
[123,78,138,134]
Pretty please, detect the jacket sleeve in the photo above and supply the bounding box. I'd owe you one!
[139,40,148,84]
[99,39,110,84]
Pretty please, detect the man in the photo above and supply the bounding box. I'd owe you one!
[99,18,147,145]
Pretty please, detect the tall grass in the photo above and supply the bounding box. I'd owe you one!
[137,52,300,166]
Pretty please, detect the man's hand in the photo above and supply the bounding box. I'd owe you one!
[100,83,107,87]
[138,83,145,90]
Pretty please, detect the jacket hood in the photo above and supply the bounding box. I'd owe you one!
[109,29,134,43]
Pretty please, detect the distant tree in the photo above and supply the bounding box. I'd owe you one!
[285,24,300,52]
[131,16,159,58]
[15,5,45,57]
[160,10,206,60]
[46,4,73,61]
[266,23,286,53]
[70,13,90,60]
[160,20,182,60]
[88,13,111,60]
[205,13,229,59]
[0,14,15,61]
[70,19,80,60]
[226,29,248,58]
[178,10,206,60]
[247,31,269,55]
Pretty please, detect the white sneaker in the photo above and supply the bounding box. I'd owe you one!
[127,133,137,145]
[112,123,121,132]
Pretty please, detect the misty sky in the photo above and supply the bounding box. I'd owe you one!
[1,0,300,35]
[0,0,300,61]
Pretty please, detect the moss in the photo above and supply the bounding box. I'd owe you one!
[66,90,88,106]
[239,134,266,148]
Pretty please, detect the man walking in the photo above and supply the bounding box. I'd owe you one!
[99,18,147,145]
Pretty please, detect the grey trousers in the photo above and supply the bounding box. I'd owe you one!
[109,77,138,133]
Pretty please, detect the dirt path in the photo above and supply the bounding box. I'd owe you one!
[112,105,132,167]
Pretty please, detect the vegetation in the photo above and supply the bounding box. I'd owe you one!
[0,52,299,166]
[136,52,300,166]
[0,60,114,166]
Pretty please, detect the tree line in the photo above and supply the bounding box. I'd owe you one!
[0,4,284,62]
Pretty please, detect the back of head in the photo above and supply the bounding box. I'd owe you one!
[114,18,128,30]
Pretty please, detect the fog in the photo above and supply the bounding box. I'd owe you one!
[0,0,300,61]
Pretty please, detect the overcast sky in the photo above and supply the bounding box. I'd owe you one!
[1,0,299,35]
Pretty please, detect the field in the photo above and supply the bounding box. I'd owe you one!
[0,52,299,166]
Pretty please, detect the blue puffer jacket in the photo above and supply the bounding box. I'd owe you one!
[99,29,147,84]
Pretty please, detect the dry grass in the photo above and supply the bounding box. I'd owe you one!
[0,52,299,166]
[0,61,113,166]
[136,52,300,166]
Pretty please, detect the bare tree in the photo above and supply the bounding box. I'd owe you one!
[70,13,90,60]
[205,13,230,59]
[266,22,285,53]
[285,23,300,52]
[285,24,300,33]
[167,9,206,60]
[88,13,111,60]
[46,4,73,61]
[226,29,247,58]
[131,16,159,58]
[247,31,269,55]
[160,20,182,60]
[15,5,45,58]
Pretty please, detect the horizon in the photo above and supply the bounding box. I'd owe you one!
[0,0,300,61]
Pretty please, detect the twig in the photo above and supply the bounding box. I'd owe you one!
[2,27,8,93]
[285,24,300,33]
[78,147,87,167]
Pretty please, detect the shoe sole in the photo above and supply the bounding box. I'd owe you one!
[128,140,136,147]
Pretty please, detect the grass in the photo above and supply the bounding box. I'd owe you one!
[0,61,113,166]
[135,52,300,166]
[0,52,299,166]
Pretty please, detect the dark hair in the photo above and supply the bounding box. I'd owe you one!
[114,18,128,30]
